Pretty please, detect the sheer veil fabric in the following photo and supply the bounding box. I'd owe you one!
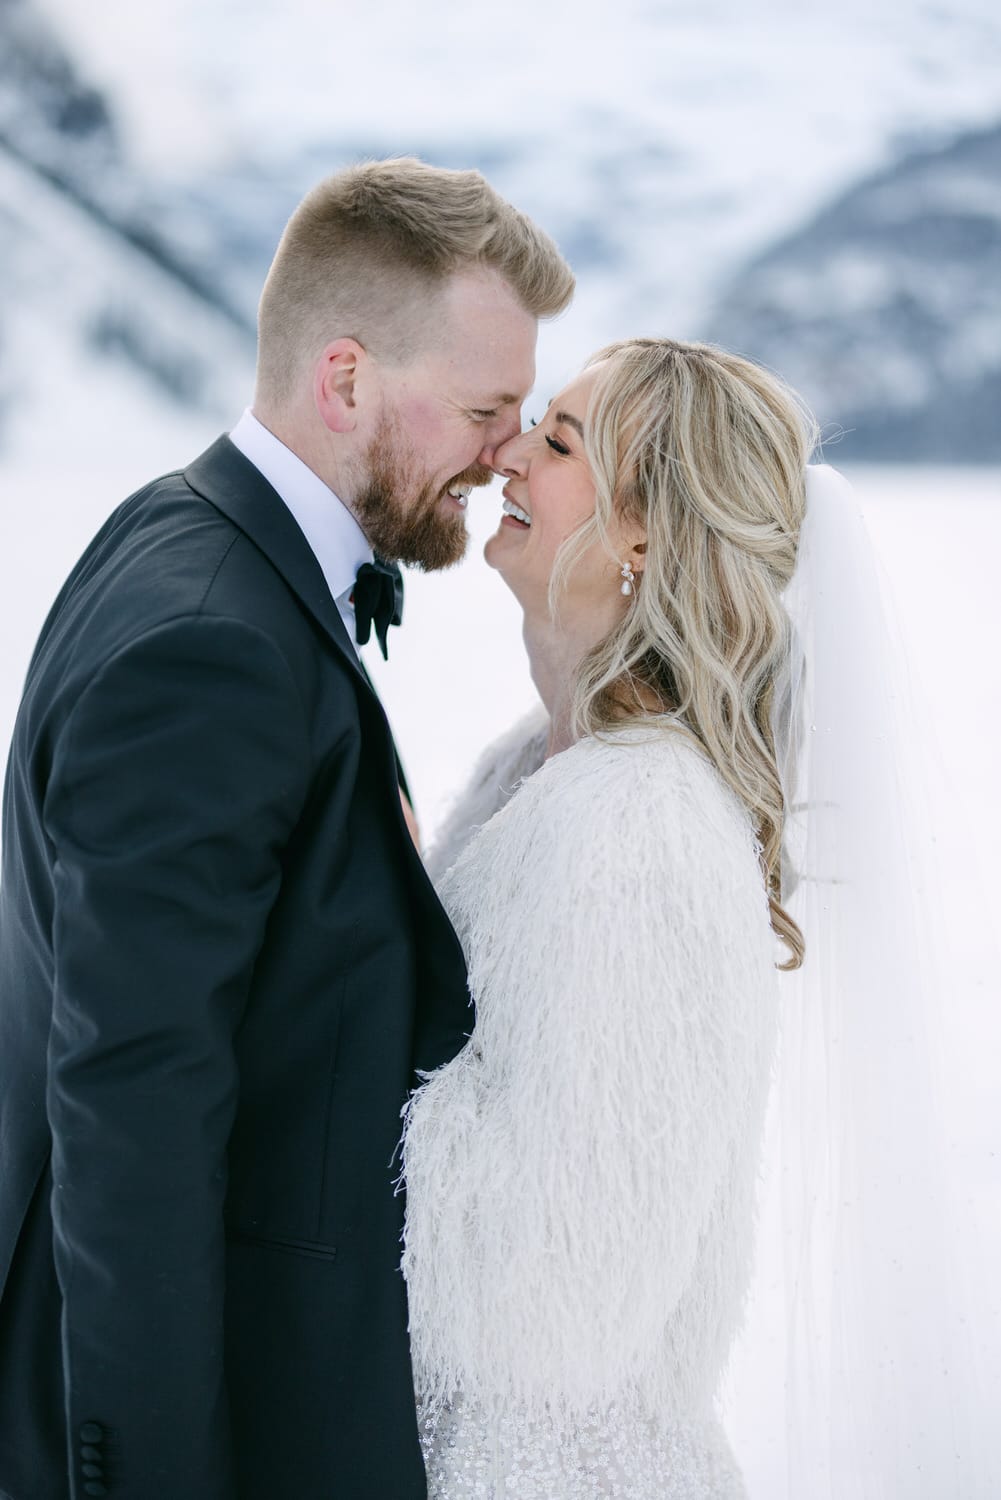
[724,464,998,1497]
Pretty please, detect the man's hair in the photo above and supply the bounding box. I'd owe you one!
[256,157,575,406]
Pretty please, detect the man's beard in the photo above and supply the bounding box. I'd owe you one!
[353,411,492,572]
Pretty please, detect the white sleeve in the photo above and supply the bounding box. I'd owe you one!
[402,734,779,1417]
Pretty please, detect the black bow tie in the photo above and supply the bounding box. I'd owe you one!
[352,557,404,660]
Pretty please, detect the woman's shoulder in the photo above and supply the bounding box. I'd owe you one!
[525,718,758,848]
[435,716,776,1012]
[430,711,762,899]
[424,703,550,881]
[436,719,764,926]
[475,701,551,788]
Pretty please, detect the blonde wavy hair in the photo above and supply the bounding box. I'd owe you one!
[556,338,817,970]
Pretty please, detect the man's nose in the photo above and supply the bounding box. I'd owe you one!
[478,406,525,471]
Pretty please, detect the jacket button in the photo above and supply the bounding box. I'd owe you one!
[83,1485,108,1497]
[82,1463,104,1478]
[81,1446,102,1462]
[80,1422,104,1444]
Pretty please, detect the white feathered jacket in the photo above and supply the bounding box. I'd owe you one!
[401,706,779,1431]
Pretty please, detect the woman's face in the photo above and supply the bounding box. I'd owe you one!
[485,364,642,627]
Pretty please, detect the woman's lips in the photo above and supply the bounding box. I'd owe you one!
[501,492,531,528]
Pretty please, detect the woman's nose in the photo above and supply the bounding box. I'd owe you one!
[491,426,531,478]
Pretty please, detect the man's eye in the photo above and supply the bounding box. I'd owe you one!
[471,409,498,421]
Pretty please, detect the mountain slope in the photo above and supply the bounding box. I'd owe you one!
[3,0,1001,461]
[0,0,253,450]
[707,121,1001,461]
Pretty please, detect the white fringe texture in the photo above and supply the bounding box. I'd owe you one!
[402,710,779,1435]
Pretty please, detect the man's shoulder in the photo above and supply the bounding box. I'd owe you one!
[30,456,325,699]
[81,469,255,620]
[95,444,314,619]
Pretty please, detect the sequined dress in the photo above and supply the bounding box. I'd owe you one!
[401,711,779,1499]
[417,1393,746,1498]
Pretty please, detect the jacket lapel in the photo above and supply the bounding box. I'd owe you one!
[183,437,470,1051]
[184,435,371,692]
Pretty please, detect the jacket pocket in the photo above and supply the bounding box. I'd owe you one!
[225,977,345,1239]
[227,1229,337,1263]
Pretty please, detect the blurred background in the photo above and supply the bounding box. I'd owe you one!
[2,0,999,817]
[1,0,998,1484]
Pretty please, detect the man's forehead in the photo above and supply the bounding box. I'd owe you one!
[434,327,536,404]
[470,382,535,408]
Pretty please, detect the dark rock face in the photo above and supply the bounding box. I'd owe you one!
[0,0,116,157]
[707,122,1001,462]
[0,0,254,441]
[0,0,256,323]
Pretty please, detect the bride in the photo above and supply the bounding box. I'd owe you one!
[399,335,990,1499]
[400,337,811,1498]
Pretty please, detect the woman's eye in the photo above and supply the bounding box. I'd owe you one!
[545,434,571,456]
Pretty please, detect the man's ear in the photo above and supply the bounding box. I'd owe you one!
[314,338,368,434]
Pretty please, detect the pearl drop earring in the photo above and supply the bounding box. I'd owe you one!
[620,562,636,597]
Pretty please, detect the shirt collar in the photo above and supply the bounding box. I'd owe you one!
[228,409,373,609]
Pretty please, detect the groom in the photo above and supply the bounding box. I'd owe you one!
[0,158,573,1500]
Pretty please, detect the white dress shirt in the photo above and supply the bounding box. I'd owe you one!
[228,409,373,653]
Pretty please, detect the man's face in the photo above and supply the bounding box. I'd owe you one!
[353,269,537,570]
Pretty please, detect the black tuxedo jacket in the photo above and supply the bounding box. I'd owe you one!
[0,439,472,1500]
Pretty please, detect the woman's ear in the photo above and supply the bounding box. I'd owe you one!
[314,338,368,434]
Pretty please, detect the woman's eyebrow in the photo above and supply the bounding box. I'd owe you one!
[554,410,584,437]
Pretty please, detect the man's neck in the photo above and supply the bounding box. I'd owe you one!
[251,404,355,510]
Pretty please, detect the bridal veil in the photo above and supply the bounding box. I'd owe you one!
[724,464,998,1497]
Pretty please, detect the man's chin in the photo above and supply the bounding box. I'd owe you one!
[394,516,469,573]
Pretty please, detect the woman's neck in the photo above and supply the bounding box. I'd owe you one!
[524,605,668,759]
[522,613,595,759]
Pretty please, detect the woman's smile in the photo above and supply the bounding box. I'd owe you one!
[500,491,531,529]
